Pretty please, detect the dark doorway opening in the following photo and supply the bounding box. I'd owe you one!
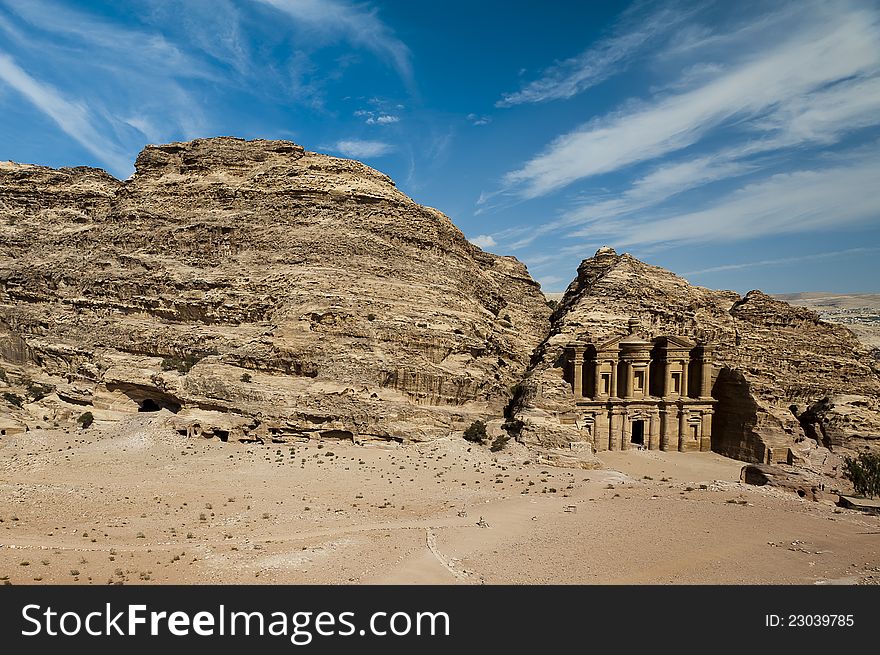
[139,399,161,412]
[631,420,645,446]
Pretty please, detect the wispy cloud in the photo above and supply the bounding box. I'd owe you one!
[0,0,214,174]
[355,109,400,125]
[684,247,880,276]
[502,3,880,199]
[609,158,880,247]
[0,51,131,174]
[255,0,413,87]
[496,2,697,107]
[332,139,394,158]
[469,234,496,249]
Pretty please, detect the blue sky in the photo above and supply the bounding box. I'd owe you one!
[1,0,879,294]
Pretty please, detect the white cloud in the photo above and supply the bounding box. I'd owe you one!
[469,234,497,249]
[496,3,697,107]
[610,159,880,247]
[683,247,880,276]
[0,51,131,175]
[255,0,413,86]
[536,275,565,290]
[466,113,491,126]
[0,0,217,173]
[354,108,401,125]
[561,155,753,230]
[1,0,214,79]
[502,4,880,199]
[332,139,394,158]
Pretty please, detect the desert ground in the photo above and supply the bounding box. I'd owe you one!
[1,412,878,585]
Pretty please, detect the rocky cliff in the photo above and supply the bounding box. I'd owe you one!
[2,140,877,466]
[513,247,880,465]
[0,137,550,442]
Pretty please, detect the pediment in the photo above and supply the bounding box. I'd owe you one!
[663,335,695,348]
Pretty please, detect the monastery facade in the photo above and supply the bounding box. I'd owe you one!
[563,319,716,453]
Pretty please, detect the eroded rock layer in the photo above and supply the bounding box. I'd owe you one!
[0,138,550,442]
[514,247,880,464]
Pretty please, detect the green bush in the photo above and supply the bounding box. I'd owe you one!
[161,355,200,374]
[463,420,487,444]
[490,434,510,452]
[843,451,880,498]
[26,381,53,401]
[2,391,23,408]
[240,372,252,383]
[77,412,94,429]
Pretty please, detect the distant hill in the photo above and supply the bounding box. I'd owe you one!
[773,292,880,349]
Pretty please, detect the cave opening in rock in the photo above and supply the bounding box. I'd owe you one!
[137,397,181,413]
[139,399,161,412]
[214,429,229,442]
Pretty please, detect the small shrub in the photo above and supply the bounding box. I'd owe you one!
[161,355,200,374]
[546,299,559,310]
[77,412,94,429]
[463,420,487,444]
[2,391,24,408]
[367,313,376,321]
[490,434,510,452]
[843,451,880,498]
[240,372,252,383]
[26,381,53,401]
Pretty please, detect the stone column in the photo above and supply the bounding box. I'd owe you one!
[644,361,651,397]
[609,410,622,450]
[621,415,630,451]
[659,409,670,451]
[680,359,689,399]
[700,409,713,452]
[593,360,602,398]
[609,358,618,398]
[571,346,584,398]
[594,411,609,452]
[700,348,713,398]
[648,414,660,450]
[624,361,634,398]
[663,358,672,397]
[678,406,689,452]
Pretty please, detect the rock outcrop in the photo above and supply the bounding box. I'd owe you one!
[0,137,551,442]
[3,141,877,467]
[513,247,880,465]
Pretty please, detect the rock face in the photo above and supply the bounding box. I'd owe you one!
[513,247,880,464]
[0,138,550,442]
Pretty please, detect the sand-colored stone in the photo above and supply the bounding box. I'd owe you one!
[516,247,880,468]
[0,137,550,441]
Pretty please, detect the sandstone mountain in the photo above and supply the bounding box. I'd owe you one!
[514,247,880,466]
[2,138,877,471]
[0,137,550,442]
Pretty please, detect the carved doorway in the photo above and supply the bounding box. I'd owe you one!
[630,419,645,446]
